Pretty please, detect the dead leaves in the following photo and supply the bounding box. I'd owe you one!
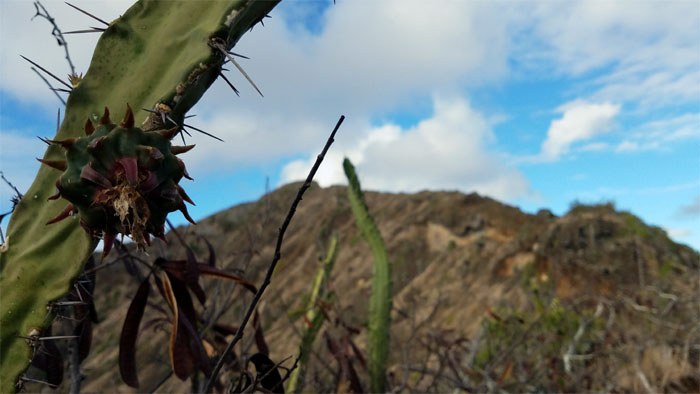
[117,243,265,388]
[119,278,150,387]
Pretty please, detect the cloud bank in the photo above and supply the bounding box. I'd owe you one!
[540,101,620,160]
[280,97,532,202]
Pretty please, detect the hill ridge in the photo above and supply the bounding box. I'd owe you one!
[55,183,699,392]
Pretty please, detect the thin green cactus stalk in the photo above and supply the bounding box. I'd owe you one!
[0,1,279,391]
[287,234,338,393]
[343,158,392,393]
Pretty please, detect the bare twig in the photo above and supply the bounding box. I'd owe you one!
[32,1,76,75]
[0,172,24,244]
[276,355,301,391]
[242,355,295,394]
[30,67,66,105]
[634,352,655,394]
[196,179,275,369]
[203,115,345,393]
[0,172,23,201]
[148,371,172,394]
[204,181,272,333]
[64,318,81,394]
[166,218,188,246]
[562,302,604,374]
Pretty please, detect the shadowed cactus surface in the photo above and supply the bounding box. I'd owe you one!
[0,0,280,391]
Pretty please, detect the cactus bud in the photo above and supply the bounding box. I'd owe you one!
[45,105,195,256]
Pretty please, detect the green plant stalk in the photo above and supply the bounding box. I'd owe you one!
[287,235,338,393]
[343,158,392,393]
[0,1,279,391]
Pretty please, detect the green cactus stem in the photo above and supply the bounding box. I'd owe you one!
[0,1,279,391]
[287,235,338,393]
[343,158,392,394]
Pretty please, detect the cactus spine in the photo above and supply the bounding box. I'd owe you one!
[0,1,279,391]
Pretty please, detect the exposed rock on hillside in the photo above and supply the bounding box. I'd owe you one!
[32,184,698,392]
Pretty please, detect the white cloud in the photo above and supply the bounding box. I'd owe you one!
[540,100,620,160]
[579,142,609,152]
[534,1,697,73]
[509,1,700,110]
[577,181,700,199]
[135,0,513,178]
[615,140,661,153]
[0,1,132,108]
[196,0,510,119]
[0,131,46,213]
[675,194,700,219]
[663,115,700,141]
[0,1,515,176]
[4,1,693,172]
[631,113,700,143]
[280,97,532,202]
[176,110,356,175]
[606,112,700,154]
[615,140,638,152]
[665,228,691,239]
[1,0,696,220]
[6,0,696,116]
[593,69,700,111]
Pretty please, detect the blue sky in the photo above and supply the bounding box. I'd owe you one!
[1,0,699,250]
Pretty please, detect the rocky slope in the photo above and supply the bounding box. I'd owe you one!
[26,183,699,392]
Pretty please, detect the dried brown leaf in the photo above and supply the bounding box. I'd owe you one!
[75,318,93,363]
[119,278,151,388]
[498,361,514,386]
[249,353,284,394]
[197,264,257,293]
[253,311,269,355]
[161,272,196,380]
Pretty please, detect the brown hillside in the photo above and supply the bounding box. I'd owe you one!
[27,183,699,393]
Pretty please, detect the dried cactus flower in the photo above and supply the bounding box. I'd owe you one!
[40,104,195,258]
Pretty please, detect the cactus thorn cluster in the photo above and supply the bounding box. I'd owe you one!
[68,72,83,88]
[38,104,196,258]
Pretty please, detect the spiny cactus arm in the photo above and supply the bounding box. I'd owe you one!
[0,1,279,391]
[287,235,338,393]
[343,158,392,394]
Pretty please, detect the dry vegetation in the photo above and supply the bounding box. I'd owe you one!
[25,184,699,393]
